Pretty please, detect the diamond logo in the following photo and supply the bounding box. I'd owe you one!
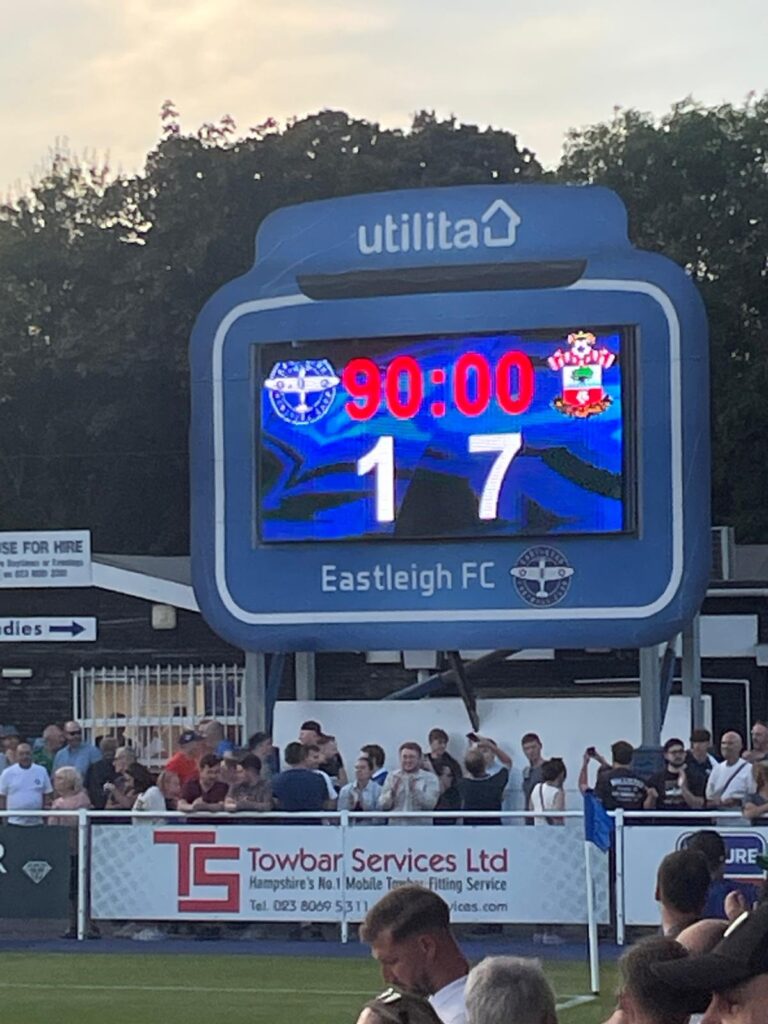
[22,860,52,884]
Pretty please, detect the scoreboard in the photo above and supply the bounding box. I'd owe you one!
[190,186,709,651]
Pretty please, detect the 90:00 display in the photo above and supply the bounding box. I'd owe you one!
[342,352,535,421]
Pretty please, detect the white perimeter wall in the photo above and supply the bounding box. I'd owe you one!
[274,694,705,811]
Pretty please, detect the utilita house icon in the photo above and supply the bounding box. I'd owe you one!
[357,198,521,255]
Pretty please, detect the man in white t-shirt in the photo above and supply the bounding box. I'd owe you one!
[706,731,751,810]
[0,742,53,825]
[360,884,468,1024]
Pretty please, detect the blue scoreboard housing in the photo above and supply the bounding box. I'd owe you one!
[190,185,710,652]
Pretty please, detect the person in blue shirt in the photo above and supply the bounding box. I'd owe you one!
[686,829,760,918]
[271,742,330,823]
[52,721,102,778]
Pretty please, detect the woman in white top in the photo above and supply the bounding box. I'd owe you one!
[127,763,167,823]
[529,758,566,826]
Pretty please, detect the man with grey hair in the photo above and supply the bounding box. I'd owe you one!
[465,957,558,1024]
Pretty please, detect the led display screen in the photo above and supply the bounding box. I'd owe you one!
[256,327,633,543]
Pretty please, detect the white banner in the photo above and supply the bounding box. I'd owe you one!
[624,824,768,925]
[90,823,609,924]
[0,530,91,587]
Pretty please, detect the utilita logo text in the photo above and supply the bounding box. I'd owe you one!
[357,199,521,255]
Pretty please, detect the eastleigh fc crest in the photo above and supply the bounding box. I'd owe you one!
[510,546,575,607]
[547,331,616,418]
[264,359,340,425]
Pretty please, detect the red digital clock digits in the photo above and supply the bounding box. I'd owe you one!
[453,352,492,416]
[496,350,534,414]
[343,358,381,421]
[385,355,423,419]
[343,351,534,420]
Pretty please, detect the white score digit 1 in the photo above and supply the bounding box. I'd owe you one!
[356,435,395,522]
[357,433,522,524]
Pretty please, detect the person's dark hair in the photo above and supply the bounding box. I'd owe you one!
[464,749,487,778]
[356,755,374,772]
[521,733,541,746]
[300,720,322,733]
[657,850,711,915]
[685,830,726,874]
[541,758,566,784]
[199,752,220,770]
[126,763,154,794]
[619,936,696,1024]
[663,737,685,753]
[690,728,711,744]
[399,741,422,757]
[284,741,304,766]
[362,744,385,769]
[612,740,634,766]
[360,884,450,944]
[248,731,271,750]
[241,754,261,774]
[428,728,448,744]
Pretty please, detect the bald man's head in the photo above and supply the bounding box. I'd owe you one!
[720,731,744,764]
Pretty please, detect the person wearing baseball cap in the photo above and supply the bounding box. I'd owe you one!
[164,729,203,786]
[651,902,768,1023]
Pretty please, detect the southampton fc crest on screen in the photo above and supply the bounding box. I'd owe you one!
[548,331,616,418]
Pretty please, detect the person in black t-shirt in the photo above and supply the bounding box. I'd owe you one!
[458,748,508,825]
[426,728,462,820]
[646,738,706,827]
[594,740,649,811]
[685,727,717,795]
[646,738,706,818]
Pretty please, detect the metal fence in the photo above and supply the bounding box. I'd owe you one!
[71,664,245,767]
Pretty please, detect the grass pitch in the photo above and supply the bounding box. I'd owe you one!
[0,952,616,1024]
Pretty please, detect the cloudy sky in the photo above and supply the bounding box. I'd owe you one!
[1,0,765,193]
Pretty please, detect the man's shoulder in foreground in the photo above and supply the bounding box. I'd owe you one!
[428,974,467,1024]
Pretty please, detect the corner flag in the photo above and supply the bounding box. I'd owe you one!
[583,790,613,852]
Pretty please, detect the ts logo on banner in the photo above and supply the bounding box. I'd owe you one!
[154,830,240,913]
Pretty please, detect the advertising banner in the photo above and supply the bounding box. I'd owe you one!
[91,823,608,924]
[0,825,70,917]
[624,825,767,925]
[0,530,91,587]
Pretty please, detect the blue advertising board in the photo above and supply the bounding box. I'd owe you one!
[190,185,710,651]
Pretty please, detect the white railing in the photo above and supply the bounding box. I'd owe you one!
[1,805,763,980]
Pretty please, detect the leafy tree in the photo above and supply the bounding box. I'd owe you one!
[0,111,544,552]
[559,95,768,541]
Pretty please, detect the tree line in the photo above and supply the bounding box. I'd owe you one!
[0,96,765,551]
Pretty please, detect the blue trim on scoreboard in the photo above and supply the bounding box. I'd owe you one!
[190,185,710,651]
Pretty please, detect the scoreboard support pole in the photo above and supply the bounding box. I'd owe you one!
[681,615,704,728]
[244,652,267,734]
[639,646,663,747]
[295,652,317,701]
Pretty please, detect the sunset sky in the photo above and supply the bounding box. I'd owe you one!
[1,0,765,193]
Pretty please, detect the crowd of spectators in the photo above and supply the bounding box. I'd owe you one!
[578,724,768,823]
[1,716,768,828]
